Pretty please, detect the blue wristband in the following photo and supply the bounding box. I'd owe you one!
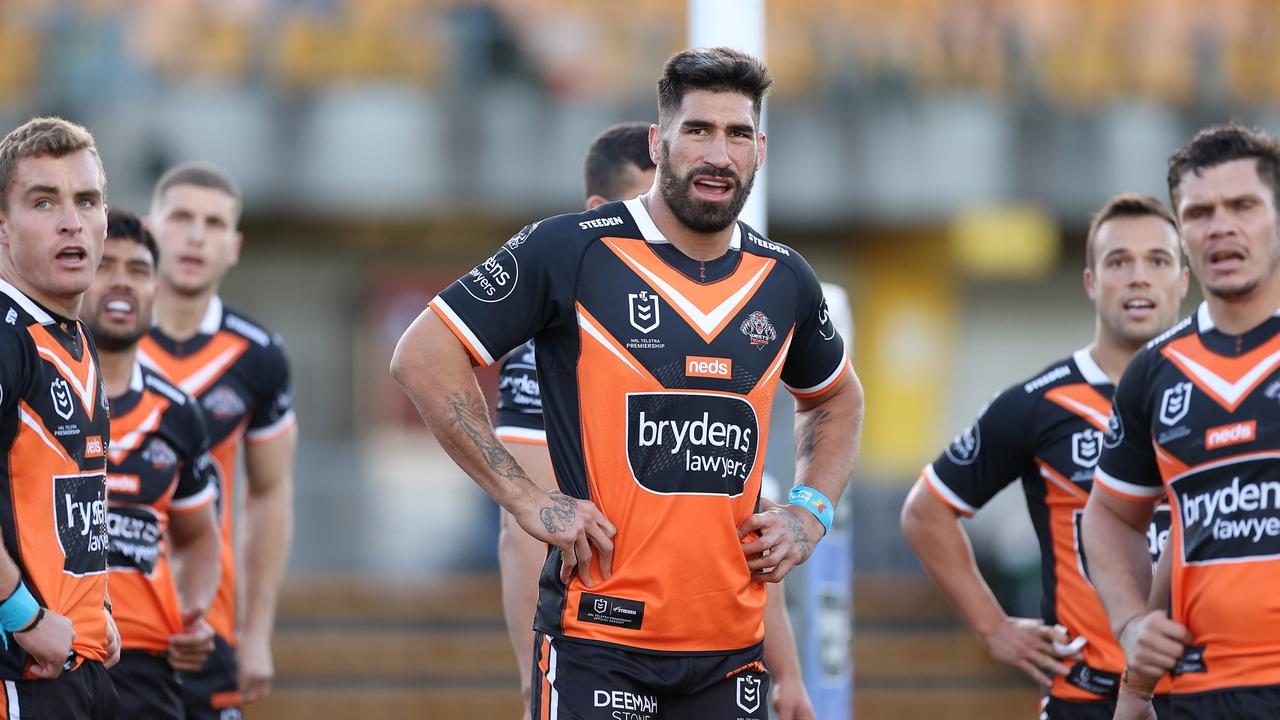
[787,485,834,535]
[0,581,40,633]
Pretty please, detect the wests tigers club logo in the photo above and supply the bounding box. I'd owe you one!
[740,311,776,348]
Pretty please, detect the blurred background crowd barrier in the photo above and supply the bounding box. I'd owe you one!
[3,0,1265,716]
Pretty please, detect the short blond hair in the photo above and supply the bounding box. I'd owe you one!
[0,117,104,212]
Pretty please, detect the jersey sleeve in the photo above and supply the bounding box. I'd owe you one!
[921,386,1037,516]
[779,258,849,398]
[1094,351,1163,503]
[494,342,546,444]
[171,402,218,513]
[429,221,574,368]
[245,335,295,443]
[0,329,26,418]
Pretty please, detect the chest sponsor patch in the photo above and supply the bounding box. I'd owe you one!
[1205,420,1257,450]
[54,473,108,576]
[578,592,644,630]
[106,505,163,576]
[1176,464,1280,564]
[625,392,758,496]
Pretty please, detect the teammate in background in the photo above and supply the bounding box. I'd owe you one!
[0,117,119,716]
[394,47,862,719]
[1085,124,1280,718]
[139,163,297,719]
[496,122,815,720]
[902,194,1188,719]
[84,209,222,720]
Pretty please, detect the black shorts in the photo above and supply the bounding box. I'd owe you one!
[179,633,241,720]
[1169,685,1280,719]
[0,659,117,719]
[108,649,182,720]
[530,632,770,720]
[1042,694,1173,720]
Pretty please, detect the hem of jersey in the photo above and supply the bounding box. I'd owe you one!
[785,351,850,399]
[496,426,548,445]
[1093,467,1163,501]
[428,297,496,367]
[534,625,765,658]
[922,465,976,516]
[1167,680,1280,700]
[170,483,218,513]
[245,411,297,443]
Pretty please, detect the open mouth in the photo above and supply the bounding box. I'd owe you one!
[691,176,735,201]
[102,296,136,321]
[56,247,86,263]
[1207,247,1246,268]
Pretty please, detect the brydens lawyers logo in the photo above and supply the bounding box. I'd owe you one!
[740,311,776,347]
[1159,381,1192,426]
[1206,421,1256,451]
[628,291,660,333]
[685,356,732,379]
[736,676,762,713]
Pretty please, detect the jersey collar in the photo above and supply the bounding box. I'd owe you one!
[130,360,145,393]
[623,197,742,251]
[1196,299,1280,334]
[198,295,224,335]
[0,278,55,325]
[1072,346,1110,386]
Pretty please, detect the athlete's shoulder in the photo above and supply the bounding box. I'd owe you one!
[1144,311,1196,352]
[219,304,280,350]
[738,221,800,262]
[138,364,190,407]
[519,201,644,244]
[0,281,51,338]
[1018,355,1085,397]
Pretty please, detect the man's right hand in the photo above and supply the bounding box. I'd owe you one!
[1118,610,1191,679]
[513,490,616,587]
[15,609,74,679]
[978,616,1075,686]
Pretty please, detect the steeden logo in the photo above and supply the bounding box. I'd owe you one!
[685,356,732,379]
[1205,420,1257,451]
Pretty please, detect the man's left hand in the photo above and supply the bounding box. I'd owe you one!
[237,631,275,704]
[739,499,823,583]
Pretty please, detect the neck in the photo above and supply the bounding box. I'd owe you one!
[99,345,137,398]
[154,284,215,340]
[640,189,735,262]
[0,265,80,318]
[1203,272,1280,335]
[1090,324,1145,385]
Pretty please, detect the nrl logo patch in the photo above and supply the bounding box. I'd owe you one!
[1159,381,1192,427]
[1072,429,1103,468]
[628,291,660,334]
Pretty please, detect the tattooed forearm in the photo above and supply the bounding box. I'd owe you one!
[444,390,528,483]
[540,492,578,534]
[796,407,831,462]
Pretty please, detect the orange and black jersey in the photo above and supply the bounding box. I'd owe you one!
[496,341,546,446]
[432,199,849,654]
[923,349,1170,702]
[106,362,216,654]
[1097,303,1280,696]
[137,296,294,643]
[0,280,110,677]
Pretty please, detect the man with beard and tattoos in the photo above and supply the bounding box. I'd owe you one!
[82,210,221,720]
[393,48,863,720]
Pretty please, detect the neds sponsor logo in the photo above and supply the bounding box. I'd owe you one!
[1205,421,1256,450]
[684,356,732,379]
[626,392,757,495]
